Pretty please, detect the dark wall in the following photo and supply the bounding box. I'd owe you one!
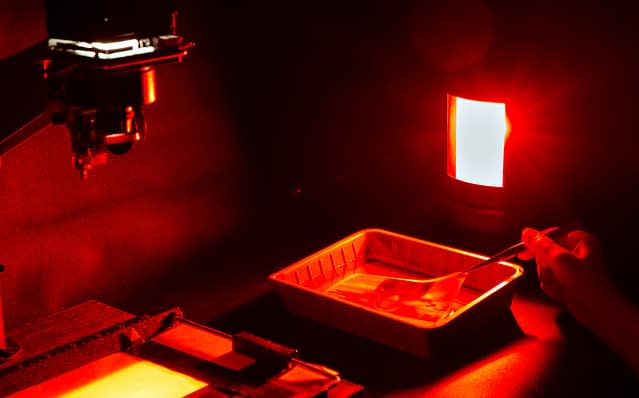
[0,0,44,60]
[1,0,638,329]
[0,1,252,328]
[196,0,639,295]
[203,3,639,234]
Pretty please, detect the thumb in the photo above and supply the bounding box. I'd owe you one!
[566,231,602,262]
[519,227,539,260]
[522,227,578,271]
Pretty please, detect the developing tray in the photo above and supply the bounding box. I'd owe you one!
[269,228,523,358]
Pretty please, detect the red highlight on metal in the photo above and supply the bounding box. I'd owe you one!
[447,95,509,188]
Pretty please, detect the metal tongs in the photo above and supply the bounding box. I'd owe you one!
[455,221,580,275]
[370,222,580,319]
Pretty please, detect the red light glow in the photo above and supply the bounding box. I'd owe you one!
[8,352,207,398]
[447,95,509,187]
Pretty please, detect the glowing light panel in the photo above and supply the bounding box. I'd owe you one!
[447,95,508,187]
[9,352,207,398]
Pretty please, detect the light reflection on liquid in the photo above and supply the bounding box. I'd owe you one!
[326,273,465,323]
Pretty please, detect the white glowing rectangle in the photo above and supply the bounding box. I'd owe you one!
[448,95,508,187]
[48,38,92,49]
[96,46,155,59]
[48,38,156,59]
[91,38,140,52]
[70,49,97,58]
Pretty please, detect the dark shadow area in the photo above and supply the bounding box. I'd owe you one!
[209,289,525,393]
[0,41,47,144]
[548,310,639,396]
[107,225,349,324]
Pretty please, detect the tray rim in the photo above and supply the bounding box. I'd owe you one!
[269,228,524,329]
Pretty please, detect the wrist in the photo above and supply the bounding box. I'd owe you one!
[567,280,621,330]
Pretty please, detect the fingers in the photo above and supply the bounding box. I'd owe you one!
[521,226,575,302]
[538,264,564,301]
[565,230,602,261]
[517,227,538,260]
[521,227,540,249]
[521,227,563,258]
[564,230,591,249]
[518,249,534,261]
[525,228,581,266]
[530,228,602,268]
[520,225,611,313]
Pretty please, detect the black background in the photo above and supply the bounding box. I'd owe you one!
[1,1,639,394]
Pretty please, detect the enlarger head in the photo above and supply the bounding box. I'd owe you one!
[44,0,192,178]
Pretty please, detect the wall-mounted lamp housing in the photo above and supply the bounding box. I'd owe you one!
[444,94,511,238]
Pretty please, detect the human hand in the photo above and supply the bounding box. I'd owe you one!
[519,227,616,327]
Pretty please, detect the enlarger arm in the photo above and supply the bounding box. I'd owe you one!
[0,0,192,360]
[0,0,192,178]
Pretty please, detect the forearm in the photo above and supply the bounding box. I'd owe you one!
[577,288,639,378]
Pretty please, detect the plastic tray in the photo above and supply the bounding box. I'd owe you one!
[269,228,523,358]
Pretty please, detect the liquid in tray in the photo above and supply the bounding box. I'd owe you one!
[326,272,465,324]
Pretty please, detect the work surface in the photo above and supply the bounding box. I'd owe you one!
[109,227,638,397]
[6,225,639,397]
[209,290,637,397]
